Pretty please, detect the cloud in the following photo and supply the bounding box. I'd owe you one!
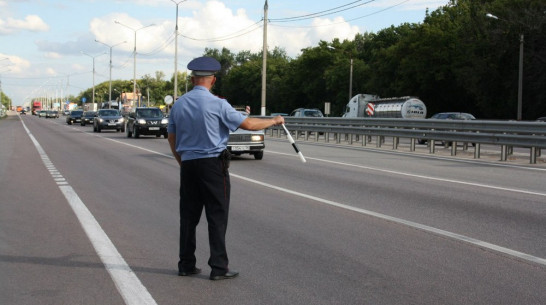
[0,14,49,35]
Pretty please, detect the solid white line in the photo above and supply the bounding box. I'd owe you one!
[268,151,546,198]
[231,173,546,267]
[21,119,158,305]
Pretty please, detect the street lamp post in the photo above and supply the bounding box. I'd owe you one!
[486,13,524,121]
[95,39,127,109]
[81,51,106,110]
[114,20,155,108]
[171,0,187,101]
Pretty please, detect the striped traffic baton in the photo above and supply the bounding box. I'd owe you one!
[282,124,307,163]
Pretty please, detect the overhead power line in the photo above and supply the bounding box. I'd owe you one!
[269,0,375,22]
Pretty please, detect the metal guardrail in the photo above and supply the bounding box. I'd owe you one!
[263,117,546,164]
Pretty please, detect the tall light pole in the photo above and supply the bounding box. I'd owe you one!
[81,51,106,110]
[486,13,524,121]
[95,39,127,109]
[114,20,155,107]
[171,0,187,101]
[261,0,268,116]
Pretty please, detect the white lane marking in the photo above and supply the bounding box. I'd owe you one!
[268,151,546,198]
[230,173,546,267]
[46,122,546,266]
[21,120,158,305]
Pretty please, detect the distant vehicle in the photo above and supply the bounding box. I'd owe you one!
[290,108,324,117]
[430,112,476,120]
[270,112,288,116]
[16,106,23,112]
[38,110,47,118]
[419,112,476,145]
[66,110,83,125]
[20,109,26,115]
[80,111,97,126]
[63,110,70,116]
[46,110,59,118]
[125,107,168,138]
[227,111,265,160]
[536,117,545,122]
[93,109,125,133]
[343,94,426,119]
[32,101,42,115]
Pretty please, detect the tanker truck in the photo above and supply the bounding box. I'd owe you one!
[342,94,426,119]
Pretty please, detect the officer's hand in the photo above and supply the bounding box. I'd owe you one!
[273,115,285,126]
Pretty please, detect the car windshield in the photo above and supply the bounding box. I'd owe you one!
[71,111,83,115]
[84,112,96,117]
[136,109,163,118]
[100,110,119,116]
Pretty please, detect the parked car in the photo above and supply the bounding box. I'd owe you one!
[227,111,265,160]
[419,112,476,145]
[63,110,70,116]
[80,111,97,126]
[290,108,324,117]
[537,117,546,122]
[66,110,83,125]
[125,107,168,138]
[93,109,125,132]
[46,110,59,118]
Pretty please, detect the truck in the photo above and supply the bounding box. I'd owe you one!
[31,101,42,115]
[342,94,426,119]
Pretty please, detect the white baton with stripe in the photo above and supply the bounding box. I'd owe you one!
[282,124,307,163]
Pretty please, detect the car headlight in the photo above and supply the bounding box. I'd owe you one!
[119,117,124,122]
[251,135,264,142]
[161,118,169,124]
[98,118,104,123]
[137,119,146,124]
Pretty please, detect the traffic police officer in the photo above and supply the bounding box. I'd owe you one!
[168,56,284,280]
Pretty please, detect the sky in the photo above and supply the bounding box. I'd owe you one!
[0,0,448,107]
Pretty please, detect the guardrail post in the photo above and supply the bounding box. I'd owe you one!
[315,131,319,142]
[474,143,481,159]
[410,138,416,151]
[349,134,353,145]
[451,142,457,156]
[429,140,436,154]
[463,142,468,151]
[361,134,366,146]
[325,132,330,143]
[530,147,537,164]
[393,137,399,150]
[336,133,341,144]
[376,136,381,147]
[501,145,508,161]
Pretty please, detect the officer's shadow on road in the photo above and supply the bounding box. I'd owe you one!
[0,253,179,277]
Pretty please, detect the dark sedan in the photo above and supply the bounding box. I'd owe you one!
[66,110,83,124]
[80,111,97,126]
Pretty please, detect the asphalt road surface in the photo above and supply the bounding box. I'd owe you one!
[1,114,545,305]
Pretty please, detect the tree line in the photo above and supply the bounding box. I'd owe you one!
[69,0,544,120]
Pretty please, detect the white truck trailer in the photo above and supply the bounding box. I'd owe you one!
[342,94,427,119]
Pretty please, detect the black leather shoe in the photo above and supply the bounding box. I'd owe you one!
[178,267,201,276]
[209,270,239,281]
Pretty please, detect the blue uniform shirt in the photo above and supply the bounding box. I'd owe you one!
[168,86,246,161]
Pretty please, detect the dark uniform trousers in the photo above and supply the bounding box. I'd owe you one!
[178,156,230,275]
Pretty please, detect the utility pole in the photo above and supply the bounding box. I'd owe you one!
[261,0,268,116]
[171,0,187,101]
[95,39,126,109]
